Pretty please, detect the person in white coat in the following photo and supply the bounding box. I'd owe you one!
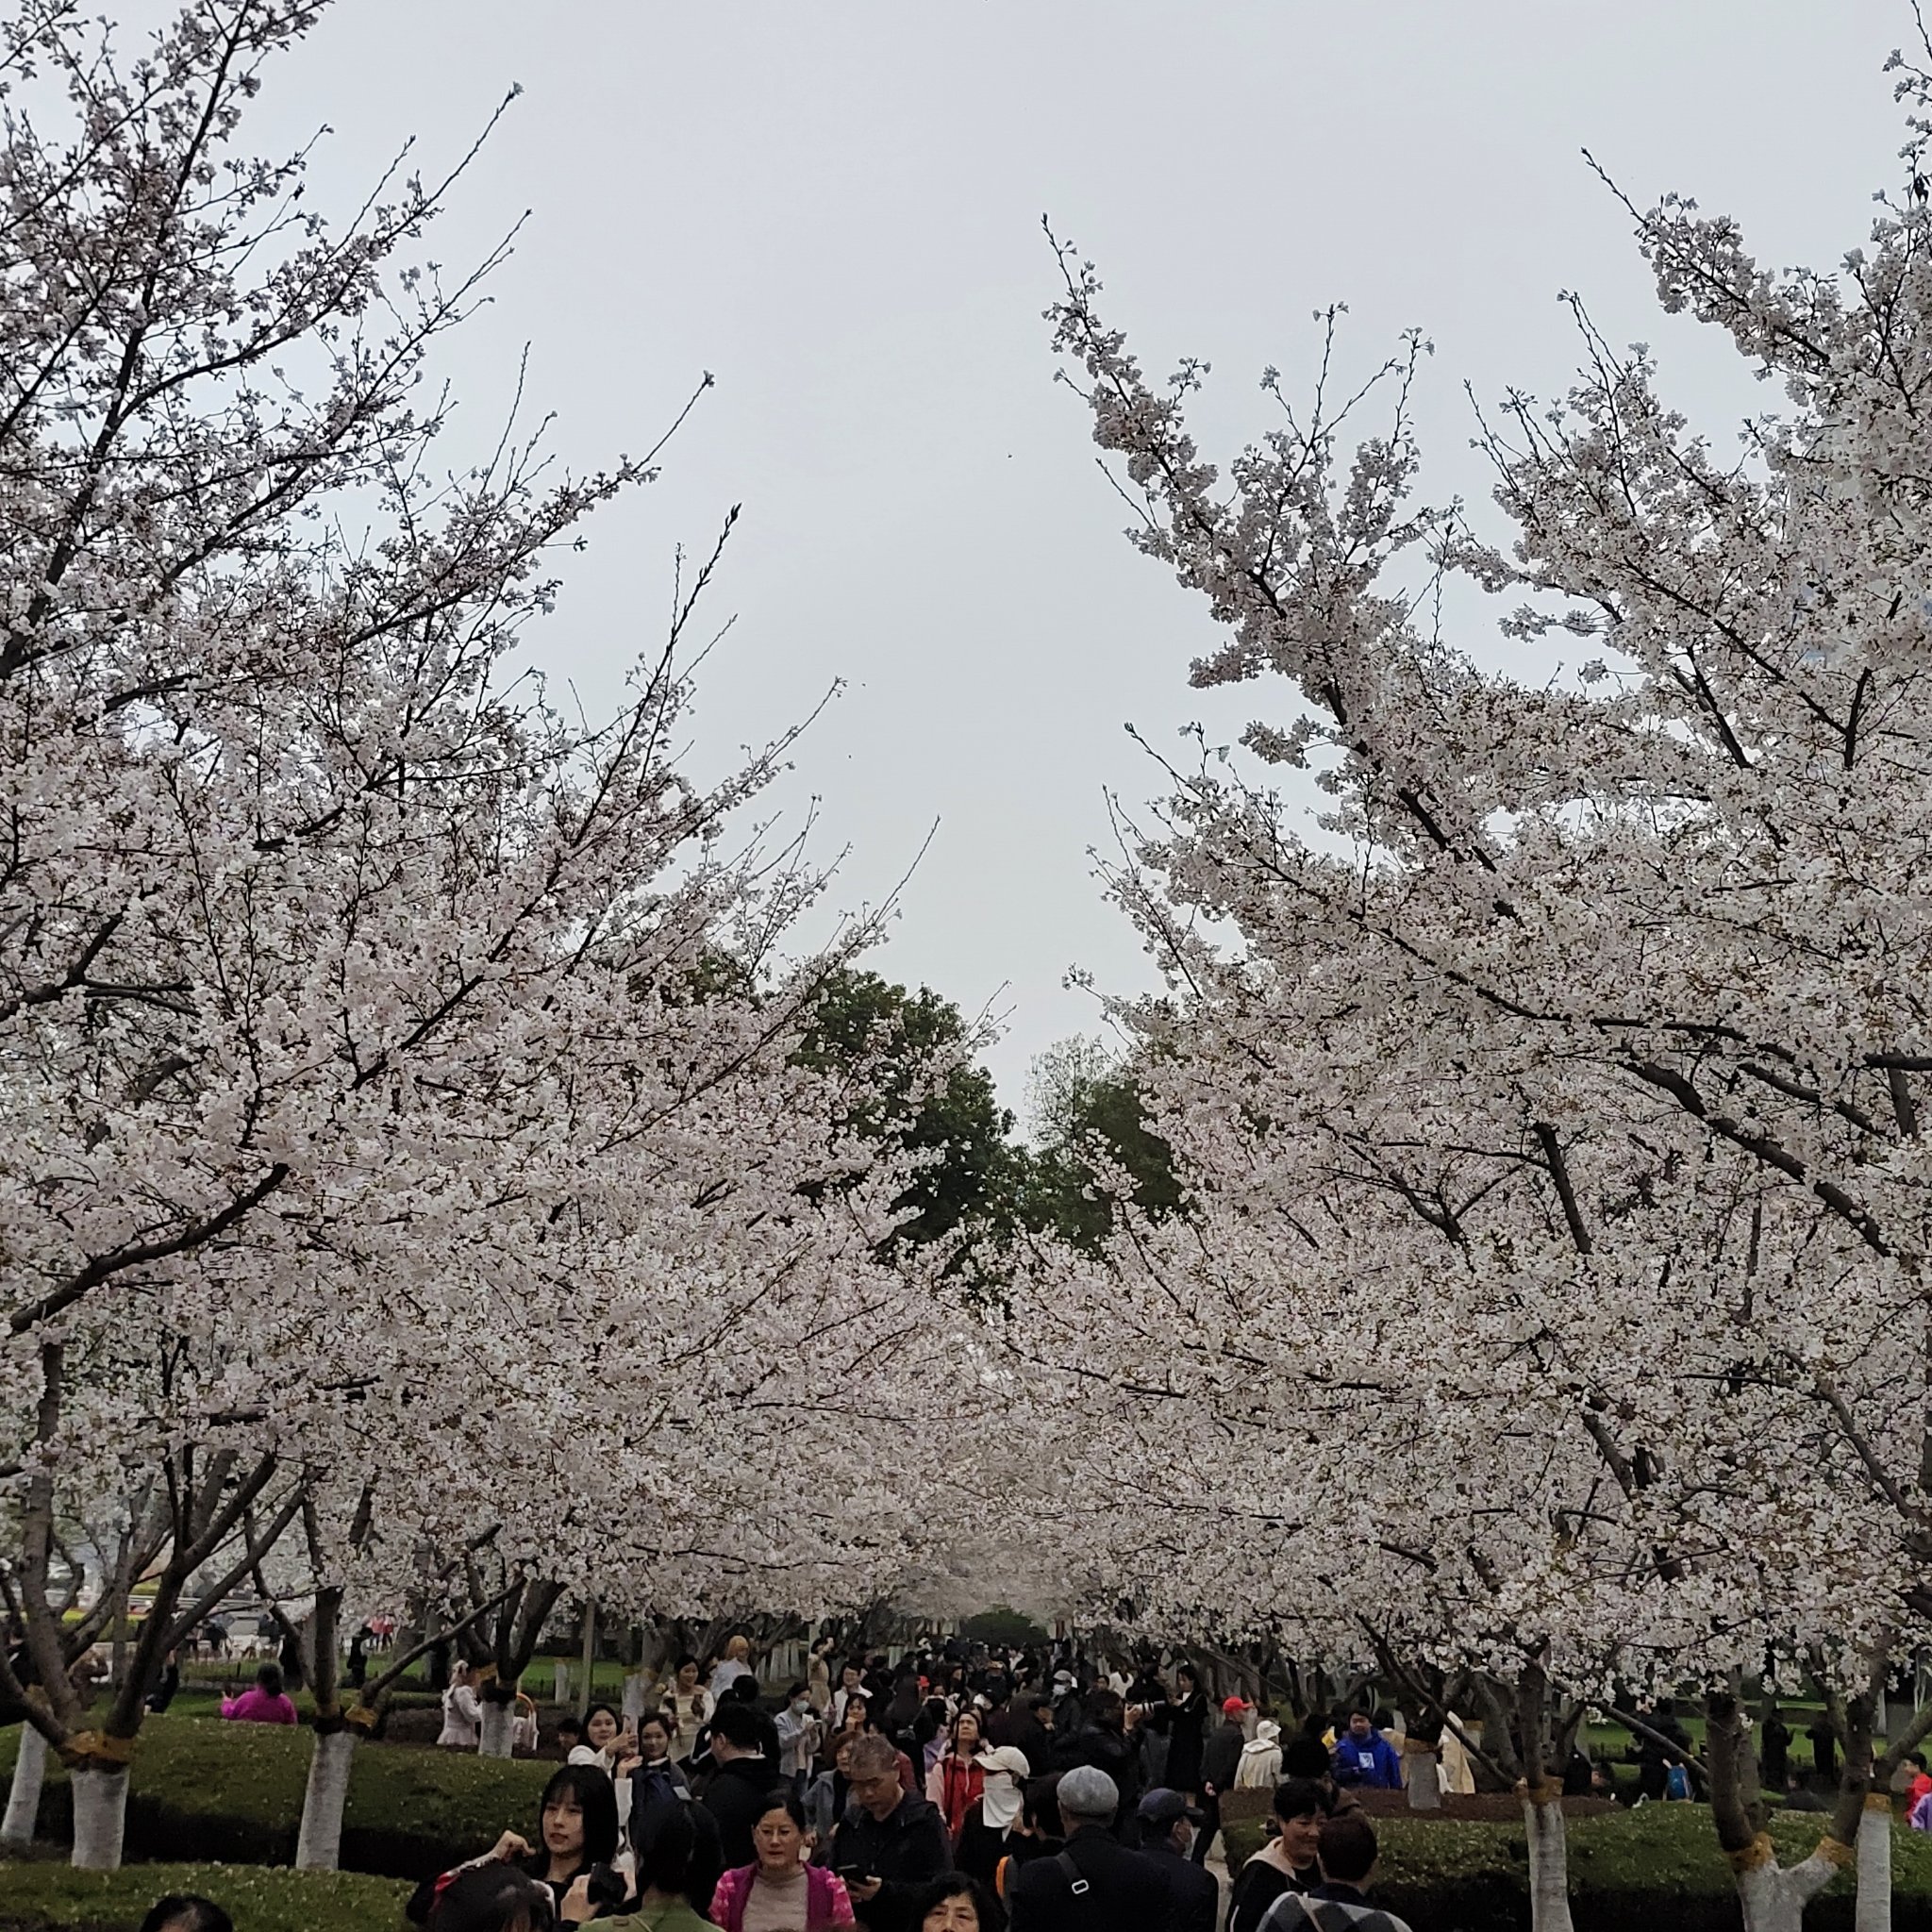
[1235,1718,1284,1789]
[437,1661,483,1749]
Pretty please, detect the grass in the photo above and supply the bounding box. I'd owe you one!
[1227,1803,1932,1918]
[0,1861,408,1932]
[0,1713,553,1876]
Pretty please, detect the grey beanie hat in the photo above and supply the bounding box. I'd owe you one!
[1057,1764,1121,1821]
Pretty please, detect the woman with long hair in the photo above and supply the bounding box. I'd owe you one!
[407,1763,622,1924]
[925,1710,987,1848]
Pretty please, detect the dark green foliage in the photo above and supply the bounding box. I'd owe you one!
[1224,1806,1932,1931]
[1017,1041,1182,1254]
[0,1863,408,1932]
[958,1606,1051,1649]
[795,971,1026,1253]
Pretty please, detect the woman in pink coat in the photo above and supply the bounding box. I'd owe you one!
[220,1661,297,1724]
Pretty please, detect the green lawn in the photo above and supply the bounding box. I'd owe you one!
[1226,1804,1932,1929]
[0,1714,552,1876]
[0,1861,408,1932]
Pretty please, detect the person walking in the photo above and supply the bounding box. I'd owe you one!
[926,1710,988,1847]
[830,1734,953,1932]
[1134,1788,1218,1932]
[702,1703,783,1870]
[708,1790,856,1930]
[1228,1779,1324,1932]
[1237,1719,1284,1790]
[1007,1766,1168,1932]
[1195,1696,1249,1866]
[1257,1812,1412,1932]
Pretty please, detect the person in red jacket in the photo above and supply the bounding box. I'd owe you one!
[925,1709,988,1843]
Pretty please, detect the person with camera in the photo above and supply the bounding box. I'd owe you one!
[407,1763,624,1924]
[708,1788,857,1929]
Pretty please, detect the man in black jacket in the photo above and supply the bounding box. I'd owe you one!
[1009,1766,1170,1932]
[1196,1695,1250,1864]
[699,1700,780,1868]
[1135,1787,1219,1932]
[831,1733,952,1932]
[1053,1687,1143,1823]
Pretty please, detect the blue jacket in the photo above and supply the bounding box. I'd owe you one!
[1331,1727,1403,1789]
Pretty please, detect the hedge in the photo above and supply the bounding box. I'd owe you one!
[0,1716,551,1879]
[1224,1804,1932,1931]
[0,1861,409,1932]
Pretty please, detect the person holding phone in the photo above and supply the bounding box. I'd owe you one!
[708,1790,855,1930]
[831,1735,953,1932]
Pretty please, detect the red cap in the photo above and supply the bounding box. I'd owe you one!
[1221,1695,1251,1716]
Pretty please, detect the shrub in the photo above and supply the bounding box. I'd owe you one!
[1,1714,552,1879]
[1224,1804,1932,1932]
[0,1860,408,1932]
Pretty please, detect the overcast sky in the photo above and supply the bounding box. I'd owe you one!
[227,0,1913,1111]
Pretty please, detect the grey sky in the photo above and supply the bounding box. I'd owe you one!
[237,0,1909,1108]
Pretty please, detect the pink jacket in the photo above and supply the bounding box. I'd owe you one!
[709,1863,855,1931]
[221,1687,297,1724]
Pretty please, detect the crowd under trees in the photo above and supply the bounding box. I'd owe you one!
[8,5,1932,1930]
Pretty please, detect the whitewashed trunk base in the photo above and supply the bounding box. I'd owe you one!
[1406,1748,1442,1810]
[295,1728,357,1871]
[1,1727,47,1850]
[69,1767,128,1871]
[478,1700,515,1758]
[1737,1851,1836,1932]
[1856,1801,1891,1932]
[1524,1796,1575,1932]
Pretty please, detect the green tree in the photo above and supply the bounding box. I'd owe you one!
[795,970,1026,1253]
[1019,1037,1182,1253]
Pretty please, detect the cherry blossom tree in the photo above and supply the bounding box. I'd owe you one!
[0,0,958,1872]
[1034,21,1932,1928]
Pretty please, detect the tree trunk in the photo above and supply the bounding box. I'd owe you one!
[1707,1687,1845,1932]
[295,1727,357,1871]
[478,1697,516,1757]
[69,1766,128,1871]
[1523,1791,1574,1932]
[580,1599,597,1706]
[1855,1794,1891,1932]
[1406,1741,1442,1810]
[1736,1853,1839,1932]
[1,1726,47,1850]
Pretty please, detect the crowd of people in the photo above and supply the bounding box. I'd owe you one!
[394,1639,1418,1932]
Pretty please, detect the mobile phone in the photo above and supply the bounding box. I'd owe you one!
[837,1867,872,1884]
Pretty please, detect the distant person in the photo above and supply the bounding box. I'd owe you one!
[1164,1666,1209,1802]
[708,1636,756,1701]
[1759,1706,1791,1790]
[1637,1700,1691,1802]
[220,1661,296,1725]
[1807,1713,1840,1786]
[439,1660,484,1749]
[138,1901,234,1932]
[1007,1765,1167,1932]
[1257,1811,1412,1932]
[1237,1719,1284,1790]
[1134,1788,1217,1932]
[1196,1696,1249,1864]
[145,1648,181,1715]
[1330,1712,1401,1790]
